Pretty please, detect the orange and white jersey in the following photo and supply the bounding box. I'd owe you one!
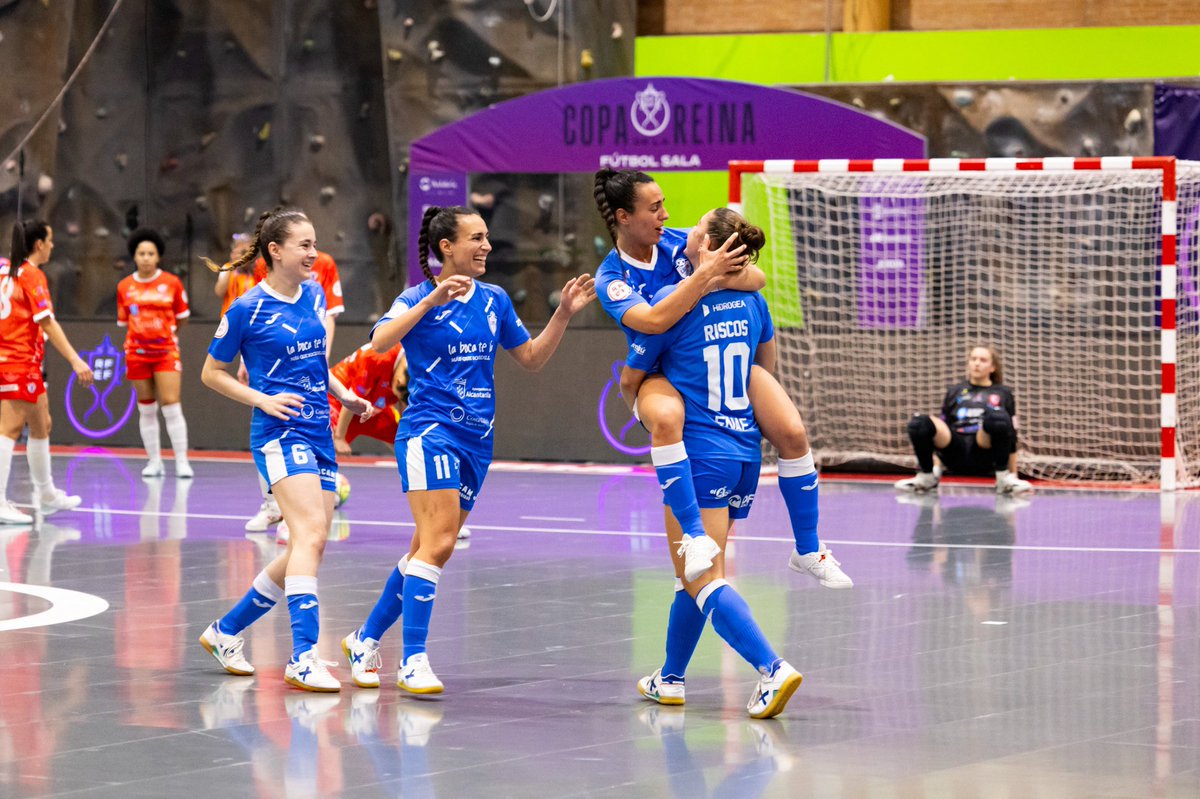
[0,258,54,367]
[331,342,402,411]
[219,269,260,317]
[116,270,190,355]
[255,250,344,316]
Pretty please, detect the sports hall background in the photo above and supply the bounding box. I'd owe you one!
[2,0,1199,461]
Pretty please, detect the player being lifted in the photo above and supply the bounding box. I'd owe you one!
[594,169,851,589]
[198,207,372,692]
[118,228,193,478]
[340,205,595,694]
[621,210,802,719]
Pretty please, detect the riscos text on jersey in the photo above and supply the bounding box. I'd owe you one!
[627,286,774,460]
[373,279,529,453]
[596,227,692,344]
[208,281,331,447]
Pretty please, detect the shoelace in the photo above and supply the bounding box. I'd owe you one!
[362,648,382,672]
[818,548,841,567]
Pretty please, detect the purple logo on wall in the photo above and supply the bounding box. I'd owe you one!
[65,335,135,439]
[597,361,650,457]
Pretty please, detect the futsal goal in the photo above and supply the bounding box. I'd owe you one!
[729,157,1200,490]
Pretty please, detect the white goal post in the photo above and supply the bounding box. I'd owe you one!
[729,157,1200,490]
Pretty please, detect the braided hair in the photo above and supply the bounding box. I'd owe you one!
[593,168,654,248]
[417,205,476,282]
[204,207,309,273]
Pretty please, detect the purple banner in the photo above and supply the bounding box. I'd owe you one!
[858,187,926,329]
[407,78,925,285]
[1154,83,1200,160]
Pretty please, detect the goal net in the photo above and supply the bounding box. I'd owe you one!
[730,158,1200,489]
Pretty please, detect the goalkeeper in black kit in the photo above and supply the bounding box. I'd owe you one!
[895,345,1032,495]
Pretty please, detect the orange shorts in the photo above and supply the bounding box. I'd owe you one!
[126,351,181,381]
[330,402,400,445]
[0,365,45,404]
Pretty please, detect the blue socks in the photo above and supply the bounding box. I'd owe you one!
[285,575,321,661]
[652,442,707,541]
[661,579,706,682]
[401,558,442,663]
[218,570,283,635]
[360,555,409,642]
[699,580,779,673]
[779,453,820,555]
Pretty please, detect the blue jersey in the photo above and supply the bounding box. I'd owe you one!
[209,281,331,448]
[373,279,530,453]
[596,227,692,344]
[627,286,774,461]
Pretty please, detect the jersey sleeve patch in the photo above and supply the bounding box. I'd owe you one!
[606,280,632,302]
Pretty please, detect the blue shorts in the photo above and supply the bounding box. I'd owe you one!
[253,430,338,493]
[397,424,491,511]
[691,458,760,520]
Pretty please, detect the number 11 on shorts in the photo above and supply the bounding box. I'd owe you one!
[433,453,452,481]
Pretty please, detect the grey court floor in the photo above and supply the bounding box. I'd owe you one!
[0,451,1197,798]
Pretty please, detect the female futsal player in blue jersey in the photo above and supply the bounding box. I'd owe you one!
[594,169,852,590]
[340,205,595,693]
[621,236,803,719]
[197,207,372,692]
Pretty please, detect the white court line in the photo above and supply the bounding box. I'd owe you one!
[50,505,1200,555]
[520,515,587,522]
[0,581,110,631]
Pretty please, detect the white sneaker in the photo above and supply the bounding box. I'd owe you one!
[457,524,471,541]
[36,488,82,516]
[895,471,939,492]
[199,621,255,675]
[397,703,444,746]
[142,459,165,478]
[397,652,444,695]
[637,668,686,706]
[0,500,33,525]
[789,547,854,589]
[677,534,721,582]
[275,520,290,545]
[175,458,194,479]
[284,648,341,692]
[341,629,382,688]
[747,661,803,720]
[995,470,1032,495]
[245,498,282,532]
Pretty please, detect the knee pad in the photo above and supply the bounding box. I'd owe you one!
[907,414,935,441]
[982,408,1012,435]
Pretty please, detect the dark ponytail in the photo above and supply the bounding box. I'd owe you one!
[593,168,655,248]
[11,219,50,265]
[417,205,476,282]
[204,206,309,273]
[707,207,765,264]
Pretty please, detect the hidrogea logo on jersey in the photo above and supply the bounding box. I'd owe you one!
[561,81,757,171]
[65,335,136,440]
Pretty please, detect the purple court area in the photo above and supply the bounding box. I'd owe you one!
[0,450,1197,797]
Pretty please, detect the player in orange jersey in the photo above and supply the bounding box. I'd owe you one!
[118,228,193,479]
[0,220,95,524]
[214,233,258,319]
[329,343,407,456]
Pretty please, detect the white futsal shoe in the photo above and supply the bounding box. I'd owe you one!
[284,648,341,692]
[994,470,1032,495]
[199,621,255,676]
[245,497,283,532]
[637,668,686,706]
[341,629,382,688]
[275,520,290,545]
[894,471,939,493]
[36,488,82,516]
[747,660,803,720]
[397,653,444,695]
[141,459,165,478]
[175,457,194,479]
[789,546,854,589]
[457,524,472,541]
[677,534,722,582]
[0,500,33,525]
